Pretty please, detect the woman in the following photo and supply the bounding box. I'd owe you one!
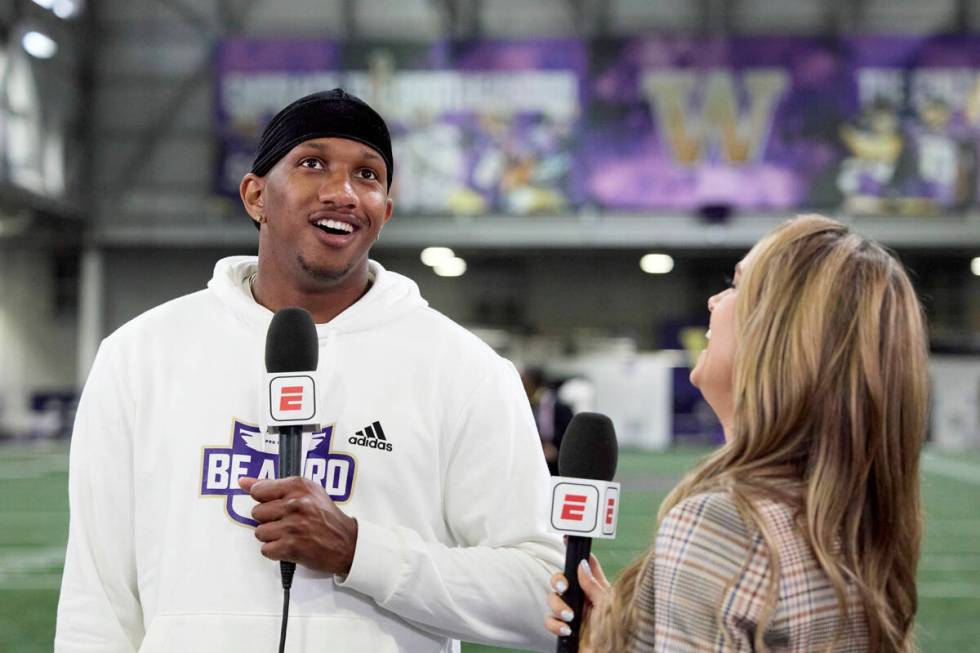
[546,215,928,652]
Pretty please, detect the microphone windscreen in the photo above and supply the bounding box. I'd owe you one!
[558,412,618,481]
[265,307,319,373]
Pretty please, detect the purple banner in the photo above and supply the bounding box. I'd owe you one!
[586,37,851,211]
[215,37,980,215]
[214,39,587,215]
[588,36,980,213]
[214,40,343,198]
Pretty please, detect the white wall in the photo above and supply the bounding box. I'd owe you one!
[0,245,76,436]
[930,355,980,449]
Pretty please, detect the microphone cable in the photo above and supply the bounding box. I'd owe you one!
[278,561,296,653]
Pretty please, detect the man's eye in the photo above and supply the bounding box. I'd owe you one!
[359,168,378,180]
[301,158,323,169]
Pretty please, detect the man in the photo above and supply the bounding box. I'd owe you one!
[521,367,573,475]
[56,89,563,652]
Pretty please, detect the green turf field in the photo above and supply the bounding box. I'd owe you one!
[2,444,978,652]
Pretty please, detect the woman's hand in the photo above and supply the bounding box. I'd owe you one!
[544,553,611,643]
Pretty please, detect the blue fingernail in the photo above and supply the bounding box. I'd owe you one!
[561,609,574,622]
[556,580,568,593]
[559,625,571,637]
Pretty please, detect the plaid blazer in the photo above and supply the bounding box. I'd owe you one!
[627,491,869,652]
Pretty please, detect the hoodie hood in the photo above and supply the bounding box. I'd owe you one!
[207,256,428,336]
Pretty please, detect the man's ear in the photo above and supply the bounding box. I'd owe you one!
[383,198,394,225]
[240,173,266,226]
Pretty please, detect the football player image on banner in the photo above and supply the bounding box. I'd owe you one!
[835,37,980,215]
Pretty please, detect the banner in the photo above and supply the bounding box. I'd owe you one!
[587,36,980,214]
[215,40,343,197]
[585,37,848,211]
[214,39,587,215]
[215,37,980,216]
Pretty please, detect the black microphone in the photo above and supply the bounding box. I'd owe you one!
[264,308,318,596]
[555,412,618,653]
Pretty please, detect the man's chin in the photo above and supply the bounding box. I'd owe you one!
[297,255,355,285]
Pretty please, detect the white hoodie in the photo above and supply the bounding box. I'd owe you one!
[56,257,564,653]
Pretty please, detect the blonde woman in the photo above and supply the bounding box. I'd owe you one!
[546,215,928,652]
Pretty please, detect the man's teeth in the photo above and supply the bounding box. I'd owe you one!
[315,219,354,233]
[705,330,712,340]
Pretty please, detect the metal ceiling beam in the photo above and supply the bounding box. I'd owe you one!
[152,0,219,38]
[565,0,587,37]
[341,0,357,42]
[112,0,262,192]
[699,0,735,35]
[436,0,481,40]
[954,0,972,33]
[825,0,865,34]
[564,0,610,39]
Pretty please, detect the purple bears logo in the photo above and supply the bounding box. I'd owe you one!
[200,420,356,527]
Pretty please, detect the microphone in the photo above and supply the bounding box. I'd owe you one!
[264,307,319,591]
[549,412,618,653]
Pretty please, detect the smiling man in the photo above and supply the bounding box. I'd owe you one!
[55,89,563,653]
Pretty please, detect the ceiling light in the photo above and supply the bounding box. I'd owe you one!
[971,256,980,276]
[30,0,55,9]
[640,253,674,274]
[421,247,455,267]
[53,0,80,19]
[22,31,57,59]
[434,257,467,277]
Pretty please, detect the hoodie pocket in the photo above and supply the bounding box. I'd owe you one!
[139,612,408,652]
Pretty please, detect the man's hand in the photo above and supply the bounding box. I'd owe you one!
[238,476,358,575]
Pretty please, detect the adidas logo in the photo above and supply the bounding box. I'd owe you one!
[347,420,392,452]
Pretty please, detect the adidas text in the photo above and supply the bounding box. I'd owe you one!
[348,420,392,452]
[348,436,393,452]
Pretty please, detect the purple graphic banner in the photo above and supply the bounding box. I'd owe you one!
[588,36,980,213]
[214,39,587,215]
[586,37,850,211]
[214,40,343,198]
[216,37,980,214]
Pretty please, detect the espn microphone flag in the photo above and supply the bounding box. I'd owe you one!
[260,308,323,432]
[549,478,620,539]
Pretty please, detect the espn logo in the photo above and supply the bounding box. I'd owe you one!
[279,386,304,412]
[602,486,619,536]
[548,478,620,539]
[269,375,316,422]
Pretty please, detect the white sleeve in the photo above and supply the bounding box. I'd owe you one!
[336,358,564,651]
[55,339,144,652]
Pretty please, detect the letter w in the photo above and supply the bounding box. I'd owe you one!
[641,69,788,166]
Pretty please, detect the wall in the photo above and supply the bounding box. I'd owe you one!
[99,245,711,345]
[0,244,77,436]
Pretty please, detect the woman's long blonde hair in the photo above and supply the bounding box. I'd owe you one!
[588,215,928,652]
